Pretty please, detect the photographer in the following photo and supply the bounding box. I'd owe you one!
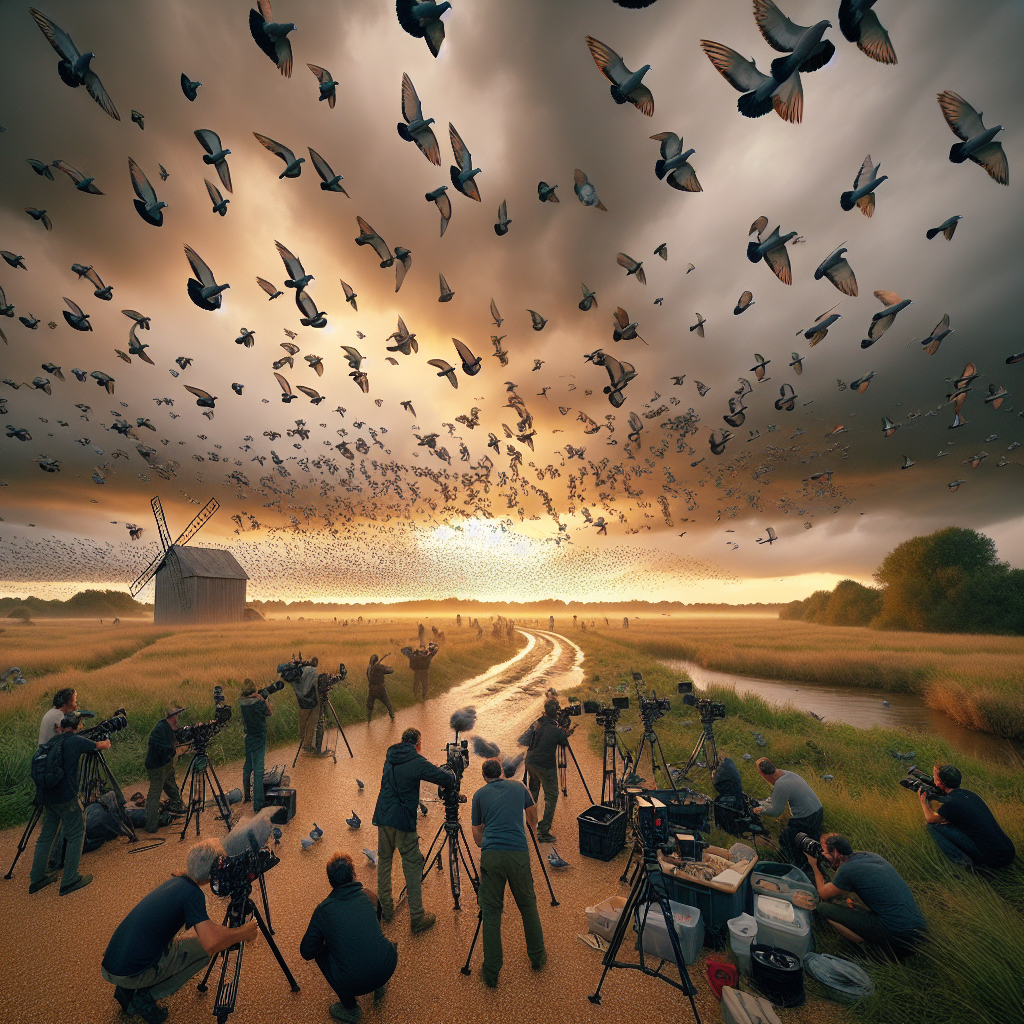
[38,686,77,746]
[712,750,743,808]
[471,757,546,988]
[371,727,453,934]
[101,837,258,1024]
[144,705,188,834]
[400,642,439,702]
[752,757,823,864]
[282,658,324,753]
[240,680,273,811]
[300,851,398,1023]
[28,712,111,896]
[365,655,396,723]
[919,764,1015,870]
[523,698,575,844]
[806,833,927,958]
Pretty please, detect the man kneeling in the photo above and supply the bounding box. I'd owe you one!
[101,838,257,1024]
[301,851,398,1022]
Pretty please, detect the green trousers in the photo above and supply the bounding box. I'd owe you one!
[101,936,209,1000]
[478,850,545,985]
[145,761,183,833]
[377,825,425,922]
[30,798,85,887]
[526,763,559,836]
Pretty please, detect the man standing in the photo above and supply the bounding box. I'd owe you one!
[919,764,1015,869]
[101,837,257,1024]
[806,833,927,958]
[371,727,453,934]
[300,851,398,1023]
[39,687,77,746]
[524,698,574,844]
[283,658,324,753]
[401,642,439,702]
[365,655,396,723]
[29,712,111,896]
[752,757,823,864]
[145,705,187,834]
[471,757,546,988]
[239,681,273,811]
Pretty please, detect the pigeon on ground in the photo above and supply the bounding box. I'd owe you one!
[395,0,450,58]
[449,124,481,200]
[838,0,897,64]
[537,181,559,203]
[362,848,378,866]
[937,91,1008,185]
[355,217,394,267]
[734,291,755,315]
[397,73,439,164]
[650,133,701,191]
[814,246,858,296]
[428,359,458,388]
[194,129,233,192]
[528,309,548,331]
[580,284,597,311]
[249,0,295,77]
[425,186,451,236]
[616,253,646,286]
[25,208,52,231]
[927,215,961,241]
[841,154,886,215]
[308,148,348,193]
[494,199,511,236]
[254,133,304,177]
[574,169,606,210]
[184,245,230,310]
[27,158,54,179]
[307,63,337,106]
[863,290,911,347]
[181,73,201,100]
[129,158,167,226]
[585,35,653,115]
[548,848,570,868]
[29,7,120,120]
[205,179,229,216]
[418,800,428,816]
[53,160,103,194]
[748,217,797,284]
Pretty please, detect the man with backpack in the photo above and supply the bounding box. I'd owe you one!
[29,712,111,896]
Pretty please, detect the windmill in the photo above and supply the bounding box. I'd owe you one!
[130,497,248,624]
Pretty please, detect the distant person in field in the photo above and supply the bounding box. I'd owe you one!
[753,757,823,866]
[919,764,1015,870]
[401,642,438,701]
[39,687,77,746]
[365,655,396,723]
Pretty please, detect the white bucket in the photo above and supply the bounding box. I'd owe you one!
[728,912,758,974]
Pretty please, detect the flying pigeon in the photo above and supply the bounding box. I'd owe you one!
[181,73,201,100]
[395,0,450,58]
[425,186,451,236]
[386,317,418,355]
[25,208,51,231]
[257,277,282,300]
[756,527,778,544]
[428,358,458,388]
[72,264,112,300]
[573,168,607,210]
[748,217,797,284]
[690,313,706,338]
[700,39,802,123]
[249,0,295,77]
[937,91,1008,185]
[863,290,911,347]
[355,217,394,268]
[62,298,91,331]
[449,123,481,200]
[585,35,653,115]
[296,290,327,328]
[184,245,230,310]
[489,298,503,328]
[649,133,701,191]
[297,385,324,404]
[274,372,297,402]
[528,309,548,331]
[397,73,440,164]
[231,383,244,395]
[235,328,255,348]
[19,314,40,329]
[131,109,144,130]
[128,158,167,226]
[254,133,304,177]
[1,252,26,270]
[579,284,598,311]
[27,158,54,179]
[921,314,953,356]
[307,63,337,107]
[612,307,645,344]
[340,279,357,311]
[881,417,900,437]
[789,352,803,374]
[734,291,754,315]
[438,273,454,302]
[53,160,103,194]
[838,0,897,64]
[205,178,229,216]
[194,129,233,192]
[184,386,217,410]
[305,354,324,376]
[616,253,646,286]
[799,303,842,345]
[537,181,559,203]
[308,147,348,193]
[29,7,120,120]
[91,372,115,393]
[850,371,875,393]
[494,199,511,236]
[814,246,857,296]
[841,154,887,215]
[927,215,961,241]
[453,339,481,375]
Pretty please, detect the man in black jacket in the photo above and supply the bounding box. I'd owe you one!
[371,727,454,933]
[365,655,395,723]
[301,851,398,1023]
[145,705,187,834]
[524,699,574,843]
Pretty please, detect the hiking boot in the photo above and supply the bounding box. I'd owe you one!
[373,983,388,1007]
[128,988,168,1024]
[411,912,436,935]
[59,873,93,896]
[531,953,548,970]
[536,831,556,843]
[329,1003,361,1022]
[28,873,59,894]
[113,986,132,1013]
[380,908,394,924]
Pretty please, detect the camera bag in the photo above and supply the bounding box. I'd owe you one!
[720,986,782,1024]
[266,787,296,823]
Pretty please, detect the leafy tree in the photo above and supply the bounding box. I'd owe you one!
[821,579,882,626]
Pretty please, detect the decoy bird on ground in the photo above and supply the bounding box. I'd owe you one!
[841,154,886,214]
[579,284,597,311]
[528,309,548,331]
[340,279,357,310]
[194,129,233,192]
[734,290,754,315]
[863,290,911,347]
[574,169,606,209]
[27,158,54,179]
[814,246,857,296]
[937,91,1008,184]
[249,0,295,77]
[254,133,304,177]
[25,208,52,231]
[184,386,217,410]
[612,307,645,344]
[838,0,897,64]
[650,133,701,190]
[395,0,450,58]
[62,298,91,331]
[690,313,706,337]
[449,124,481,200]
[428,359,458,388]
[490,299,503,328]
[355,216,394,267]
[29,7,120,120]
[184,245,230,310]
[921,314,953,356]
[927,215,961,240]
[494,199,511,235]
[616,253,646,285]
[205,178,229,216]
[296,290,327,328]
[453,339,481,375]
[748,217,797,284]
[128,158,167,225]
[308,147,348,193]
[307,63,337,106]
[537,181,559,203]
[438,273,454,302]
[585,35,653,115]
[53,160,103,194]
[131,109,144,130]
[425,186,451,236]
[397,73,439,164]
[181,73,201,100]
[257,277,282,300]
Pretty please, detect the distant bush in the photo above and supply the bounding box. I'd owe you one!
[0,590,150,619]
[6,606,32,621]
[780,580,880,627]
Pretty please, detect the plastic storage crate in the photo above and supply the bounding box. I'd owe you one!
[586,895,628,942]
[633,899,704,965]
[647,789,712,833]
[660,870,751,947]
[751,862,818,909]
[754,896,814,960]
[578,804,627,861]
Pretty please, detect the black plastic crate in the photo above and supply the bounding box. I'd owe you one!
[646,788,712,833]
[578,804,627,861]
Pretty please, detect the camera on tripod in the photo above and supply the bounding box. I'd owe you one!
[583,696,630,727]
[276,653,319,685]
[556,701,583,729]
[899,765,944,802]
[679,681,727,721]
[80,708,128,742]
[210,844,280,907]
[176,688,232,751]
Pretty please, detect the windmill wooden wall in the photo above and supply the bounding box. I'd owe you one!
[154,546,248,625]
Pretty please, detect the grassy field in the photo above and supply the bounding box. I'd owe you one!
[0,616,524,828]
[597,617,1024,741]
[561,626,1023,1024]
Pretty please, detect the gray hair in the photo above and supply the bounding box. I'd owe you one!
[186,837,226,883]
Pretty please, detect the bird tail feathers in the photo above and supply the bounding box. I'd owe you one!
[948,142,968,164]
[737,90,774,118]
[654,159,667,180]
[925,226,940,240]
[839,190,856,211]
[746,241,763,264]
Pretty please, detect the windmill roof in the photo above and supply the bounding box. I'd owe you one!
[168,545,248,580]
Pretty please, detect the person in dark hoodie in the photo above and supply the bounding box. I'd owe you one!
[301,851,398,1023]
[239,681,273,811]
[371,727,453,934]
[365,655,395,723]
[712,751,743,808]
[400,642,439,701]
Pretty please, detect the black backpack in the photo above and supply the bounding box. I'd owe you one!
[30,734,67,792]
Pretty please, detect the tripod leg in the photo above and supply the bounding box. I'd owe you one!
[178,758,199,841]
[197,906,232,992]
[565,742,595,805]
[204,762,235,831]
[557,745,567,797]
[94,752,137,841]
[252,904,300,991]
[652,733,681,800]
[527,825,559,907]
[460,911,483,977]
[258,870,274,934]
[619,841,638,885]
[588,845,648,1005]
[4,805,43,879]
[326,699,353,759]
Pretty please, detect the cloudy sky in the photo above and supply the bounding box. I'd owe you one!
[0,0,1021,604]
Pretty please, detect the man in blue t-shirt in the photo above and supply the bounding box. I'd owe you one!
[101,837,257,1024]
[471,758,546,988]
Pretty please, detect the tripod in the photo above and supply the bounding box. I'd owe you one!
[588,841,702,1023]
[178,746,234,841]
[601,719,635,808]
[627,715,681,799]
[414,792,481,911]
[291,695,353,767]
[197,880,298,1022]
[5,748,136,879]
[671,715,722,778]
[556,739,595,804]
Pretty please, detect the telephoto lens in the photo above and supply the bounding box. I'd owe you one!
[258,679,286,699]
[794,831,824,858]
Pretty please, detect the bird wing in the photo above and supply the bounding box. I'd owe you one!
[497,199,507,223]
[449,122,471,170]
[490,299,502,325]
[355,217,393,264]
[412,125,441,167]
[754,0,811,52]
[613,307,629,329]
[968,141,1008,185]
[763,243,793,285]
[651,132,681,159]
[824,255,858,296]
[194,128,222,156]
[396,252,411,292]
[931,314,951,336]
[281,341,299,354]
[307,147,335,183]
[53,160,84,185]
[853,153,876,189]
[63,297,85,317]
[856,9,896,64]
[273,372,293,396]
[574,169,589,189]
[121,309,146,322]
[341,346,363,368]
[438,273,451,298]
[937,92,985,143]
[453,339,477,365]
[585,36,629,87]
[749,216,769,239]
[256,276,277,296]
[275,240,305,280]
[401,72,423,123]
[700,40,772,93]
[183,245,215,287]
[616,253,639,272]
[184,385,214,400]
[128,158,157,205]
[297,386,321,400]
[667,162,701,192]
[424,18,445,58]
[428,358,453,372]
[874,289,902,308]
[295,290,319,319]
[739,290,753,307]
[436,190,452,221]
[84,267,104,289]
[205,178,223,204]
[254,133,295,165]
[771,71,803,123]
[83,69,120,121]
[308,63,329,83]
[529,309,544,328]
[341,279,355,300]
[29,8,79,62]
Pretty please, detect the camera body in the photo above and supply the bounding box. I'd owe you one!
[555,701,582,730]
[80,708,128,742]
[276,653,319,685]
[176,688,232,751]
[899,765,943,802]
[258,679,285,700]
[681,684,728,721]
[793,831,824,859]
[632,672,674,725]
[583,696,629,727]
[210,845,280,908]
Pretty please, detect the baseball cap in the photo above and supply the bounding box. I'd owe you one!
[166,704,187,718]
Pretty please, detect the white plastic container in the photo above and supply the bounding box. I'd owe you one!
[586,895,627,942]
[728,912,758,975]
[754,894,813,960]
[632,899,704,965]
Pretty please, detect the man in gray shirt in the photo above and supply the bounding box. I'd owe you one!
[39,688,77,747]
[752,757,823,865]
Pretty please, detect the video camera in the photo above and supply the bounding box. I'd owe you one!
[583,696,630,727]
[899,765,944,802]
[555,700,583,730]
[631,672,674,726]
[176,687,233,752]
[679,680,727,722]
[80,708,128,742]
[276,653,319,685]
[210,841,280,916]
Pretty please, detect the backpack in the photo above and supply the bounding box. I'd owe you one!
[31,734,68,792]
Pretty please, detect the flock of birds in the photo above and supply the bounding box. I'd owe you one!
[1,0,1020,600]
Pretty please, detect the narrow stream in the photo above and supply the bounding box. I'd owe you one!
[659,658,1023,766]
